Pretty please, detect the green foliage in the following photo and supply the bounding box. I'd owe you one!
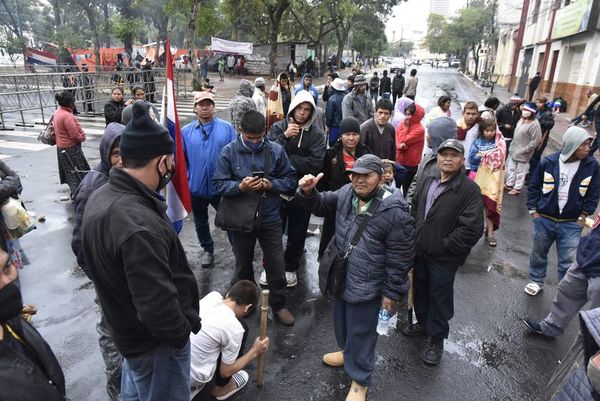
[52,25,88,49]
[350,12,386,58]
[425,14,449,55]
[109,14,145,44]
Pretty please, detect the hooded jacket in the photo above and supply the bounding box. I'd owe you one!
[229,80,257,129]
[81,168,201,357]
[181,117,237,198]
[392,73,405,93]
[267,90,327,178]
[0,160,21,203]
[296,184,415,303]
[326,87,345,129]
[212,136,296,225]
[341,85,374,125]
[391,97,414,128]
[509,118,542,162]
[71,122,123,275]
[411,167,484,267]
[379,75,392,95]
[294,73,319,105]
[395,104,425,167]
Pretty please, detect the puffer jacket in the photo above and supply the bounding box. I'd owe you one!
[71,122,123,274]
[212,136,296,225]
[268,90,326,178]
[296,184,415,303]
[0,160,22,203]
[395,103,425,167]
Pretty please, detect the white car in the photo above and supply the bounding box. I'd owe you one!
[439,60,450,68]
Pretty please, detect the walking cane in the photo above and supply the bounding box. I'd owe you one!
[257,289,270,387]
[406,269,414,326]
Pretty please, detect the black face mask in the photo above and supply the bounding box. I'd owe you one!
[156,159,175,192]
[354,185,382,203]
[0,282,23,322]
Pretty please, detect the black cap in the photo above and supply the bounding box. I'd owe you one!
[340,117,361,135]
[347,154,383,175]
[437,139,464,154]
[121,102,173,159]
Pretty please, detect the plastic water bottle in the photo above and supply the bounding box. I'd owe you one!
[376,308,391,335]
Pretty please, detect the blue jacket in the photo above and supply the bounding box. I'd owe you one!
[212,137,296,225]
[527,152,600,220]
[181,118,237,198]
[294,74,319,105]
[468,137,496,172]
[325,89,344,128]
[296,184,415,303]
[577,217,600,279]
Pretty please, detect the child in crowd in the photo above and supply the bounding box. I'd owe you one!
[382,161,397,193]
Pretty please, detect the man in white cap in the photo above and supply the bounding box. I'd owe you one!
[325,77,347,145]
[523,126,600,296]
[252,77,267,117]
[181,91,237,267]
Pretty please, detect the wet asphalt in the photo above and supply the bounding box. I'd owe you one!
[7,66,579,401]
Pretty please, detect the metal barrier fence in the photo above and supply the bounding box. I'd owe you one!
[0,67,193,130]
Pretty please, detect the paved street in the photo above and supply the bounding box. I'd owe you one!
[4,66,578,401]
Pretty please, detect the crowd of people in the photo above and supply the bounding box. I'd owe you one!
[2,63,600,401]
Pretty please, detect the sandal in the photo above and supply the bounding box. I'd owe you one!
[486,236,497,247]
[508,188,521,195]
[214,370,249,400]
[504,184,513,191]
[524,282,543,296]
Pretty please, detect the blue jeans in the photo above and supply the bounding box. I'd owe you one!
[191,196,221,253]
[528,217,583,284]
[121,341,191,401]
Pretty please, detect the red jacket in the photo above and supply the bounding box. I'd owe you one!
[395,104,425,167]
[53,106,86,148]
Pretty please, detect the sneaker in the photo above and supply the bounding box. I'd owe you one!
[402,322,426,337]
[259,270,268,287]
[286,271,298,287]
[275,308,295,326]
[322,351,344,367]
[422,337,444,365]
[345,380,368,401]
[523,319,551,337]
[201,252,214,268]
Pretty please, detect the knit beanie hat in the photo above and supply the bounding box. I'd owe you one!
[340,117,361,135]
[560,126,593,162]
[521,102,537,114]
[121,102,173,159]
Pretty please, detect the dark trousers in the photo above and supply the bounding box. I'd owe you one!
[318,209,336,260]
[230,222,287,311]
[280,198,312,272]
[406,94,415,101]
[414,256,458,339]
[215,320,249,387]
[333,296,380,386]
[192,196,221,253]
[401,166,418,196]
[370,89,378,104]
[392,90,402,106]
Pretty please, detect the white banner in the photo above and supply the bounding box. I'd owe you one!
[211,37,253,55]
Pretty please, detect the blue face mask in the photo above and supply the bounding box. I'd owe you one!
[244,139,263,152]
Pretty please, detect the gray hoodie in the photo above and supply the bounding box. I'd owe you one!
[229,80,257,130]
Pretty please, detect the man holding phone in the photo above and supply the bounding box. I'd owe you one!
[267,90,326,287]
[213,110,297,325]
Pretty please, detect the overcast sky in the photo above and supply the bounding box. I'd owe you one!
[384,0,522,44]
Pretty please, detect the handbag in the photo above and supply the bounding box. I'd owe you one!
[214,148,271,233]
[37,116,56,146]
[1,197,36,239]
[318,188,384,296]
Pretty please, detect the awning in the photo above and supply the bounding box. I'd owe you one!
[211,37,253,55]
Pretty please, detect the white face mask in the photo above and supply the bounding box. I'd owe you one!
[521,110,532,118]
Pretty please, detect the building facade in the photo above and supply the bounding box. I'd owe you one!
[496,0,600,114]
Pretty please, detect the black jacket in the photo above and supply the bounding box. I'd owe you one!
[0,160,22,203]
[392,75,405,93]
[104,99,125,126]
[379,76,392,95]
[496,104,520,140]
[81,168,200,357]
[0,317,66,401]
[411,168,484,267]
[319,142,371,191]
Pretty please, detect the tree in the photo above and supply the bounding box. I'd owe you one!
[350,13,386,59]
[110,13,144,61]
[424,14,450,56]
[264,0,291,78]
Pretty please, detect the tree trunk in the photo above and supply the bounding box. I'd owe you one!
[81,2,101,67]
[51,0,61,30]
[267,1,291,77]
[186,0,201,90]
[102,1,111,47]
[119,1,135,61]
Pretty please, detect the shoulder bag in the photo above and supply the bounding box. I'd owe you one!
[37,116,56,146]
[318,188,384,296]
[215,148,271,233]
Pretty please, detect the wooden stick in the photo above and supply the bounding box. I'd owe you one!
[256,289,270,387]
[406,269,414,326]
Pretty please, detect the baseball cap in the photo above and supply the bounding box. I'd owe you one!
[437,139,464,154]
[194,91,215,105]
[346,154,384,175]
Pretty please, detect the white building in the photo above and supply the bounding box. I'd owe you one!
[496,0,600,114]
[430,0,450,17]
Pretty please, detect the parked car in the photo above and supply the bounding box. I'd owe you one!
[450,59,460,68]
[439,60,450,68]
[390,57,405,73]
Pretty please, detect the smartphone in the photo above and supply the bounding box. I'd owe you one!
[252,171,265,179]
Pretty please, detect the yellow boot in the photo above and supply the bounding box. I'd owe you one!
[322,351,344,367]
[345,380,368,401]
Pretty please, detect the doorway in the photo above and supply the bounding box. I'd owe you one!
[546,50,559,92]
[518,48,533,98]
